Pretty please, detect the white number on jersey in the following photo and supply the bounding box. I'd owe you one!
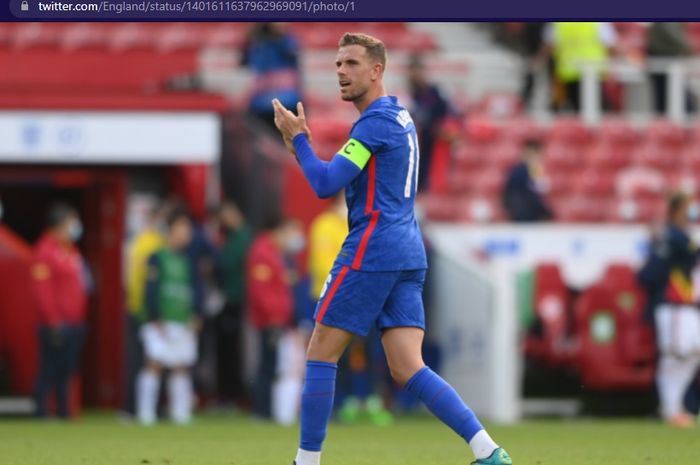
[404,132,420,198]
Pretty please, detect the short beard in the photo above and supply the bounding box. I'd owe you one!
[341,86,368,102]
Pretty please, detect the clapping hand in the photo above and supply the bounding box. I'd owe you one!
[272,99,312,156]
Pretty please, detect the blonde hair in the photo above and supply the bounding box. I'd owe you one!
[338,32,387,68]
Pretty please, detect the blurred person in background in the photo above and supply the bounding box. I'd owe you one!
[123,198,167,419]
[186,206,221,405]
[137,206,202,425]
[241,23,302,132]
[276,220,308,425]
[246,216,301,420]
[517,23,548,109]
[32,202,88,419]
[406,54,449,192]
[501,138,553,222]
[646,192,700,427]
[646,23,696,116]
[540,22,617,112]
[308,193,348,312]
[216,199,253,406]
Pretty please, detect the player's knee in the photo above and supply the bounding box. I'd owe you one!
[387,362,423,386]
[306,343,342,363]
[305,324,351,363]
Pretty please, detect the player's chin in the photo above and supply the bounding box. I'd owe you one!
[340,90,356,102]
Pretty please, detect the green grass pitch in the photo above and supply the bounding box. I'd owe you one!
[0,414,698,465]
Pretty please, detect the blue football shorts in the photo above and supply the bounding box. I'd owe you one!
[313,262,427,337]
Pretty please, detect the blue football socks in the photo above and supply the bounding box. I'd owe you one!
[299,361,338,452]
[405,366,484,442]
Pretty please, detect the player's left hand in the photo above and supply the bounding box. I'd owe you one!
[272,99,312,153]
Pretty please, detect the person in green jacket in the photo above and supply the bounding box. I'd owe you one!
[136,206,202,425]
[216,199,253,405]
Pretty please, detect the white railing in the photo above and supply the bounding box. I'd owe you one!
[577,57,700,125]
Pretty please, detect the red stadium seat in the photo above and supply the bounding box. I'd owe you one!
[470,169,505,197]
[419,193,461,222]
[646,119,687,148]
[635,197,667,222]
[600,263,655,365]
[452,144,482,172]
[543,141,580,173]
[574,284,654,391]
[681,141,700,172]
[446,171,473,196]
[634,141,677,171]
[598,118,640,146]
[464,118,501,144]
[546,171,574,197]
[483,141,520,170]
[547,117,595,145]
[501,118,545,143]
[586,141,634,171]
[574,170,616,196]
[525,263,577,367]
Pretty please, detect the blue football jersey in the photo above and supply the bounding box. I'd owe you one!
[334,96,427,272]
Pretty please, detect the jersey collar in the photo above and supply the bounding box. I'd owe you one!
[363,95,396,113]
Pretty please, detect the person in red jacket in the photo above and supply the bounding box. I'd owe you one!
[246,216,304,419]
[32,202,89,419]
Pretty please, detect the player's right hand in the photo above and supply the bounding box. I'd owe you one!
[272,100,313,155]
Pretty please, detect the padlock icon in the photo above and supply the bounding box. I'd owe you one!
[21,1,29,11]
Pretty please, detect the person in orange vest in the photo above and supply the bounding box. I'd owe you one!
[32,202,89,419]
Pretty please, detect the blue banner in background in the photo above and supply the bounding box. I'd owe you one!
[5,0,699,21]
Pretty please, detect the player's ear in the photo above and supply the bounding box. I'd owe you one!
[370,62,384,81]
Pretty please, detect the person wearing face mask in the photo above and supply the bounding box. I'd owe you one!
[246,215,299,419]
[644,191,700,427]
[31,202,88,419]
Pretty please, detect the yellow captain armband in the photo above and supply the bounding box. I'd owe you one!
[337,138,372,170]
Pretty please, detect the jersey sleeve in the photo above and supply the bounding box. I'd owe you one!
[341,114,391,168]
